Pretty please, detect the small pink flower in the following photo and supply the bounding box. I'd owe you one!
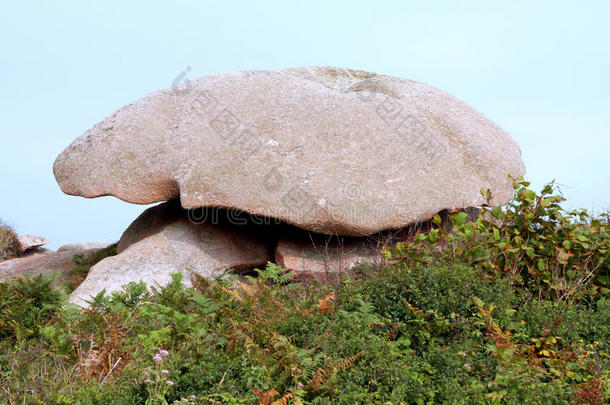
[144,378,153,384]
[166,380,174,386]
[153,354,163,363]
[159,349,169,357]
[161,369,169,376]
[189,395,196,400]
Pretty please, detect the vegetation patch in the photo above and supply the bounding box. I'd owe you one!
[0,221,21,261]
[0,180,608,404]
[66,243,118,292]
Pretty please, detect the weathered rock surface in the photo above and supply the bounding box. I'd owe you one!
[116,199,184,254]
[54,66,525,236]
[0,248,97,285]
[18,234,49,253]
[275,236,382,274]
[69,201,275,306]
[58,242,113,253]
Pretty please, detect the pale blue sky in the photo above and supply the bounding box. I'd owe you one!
[1,1,609,249]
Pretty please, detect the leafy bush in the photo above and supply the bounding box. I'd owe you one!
[383,177,610,303]
[0,221,21,260]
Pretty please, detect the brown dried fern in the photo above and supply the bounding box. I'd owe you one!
[271,392,293,405]
[221,286,243,302]
[474,301,512,348]
[252,387,279,405]
[306,351,365,391]
[302,292,335,315]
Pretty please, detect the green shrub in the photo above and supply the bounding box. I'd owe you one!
[1,263,608,404]
[383,178,610,303]
[0,274,64,340]
[0,221,21,260]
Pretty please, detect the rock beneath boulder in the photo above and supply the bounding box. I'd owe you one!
[69,201,275,306]
[117,199,184,254]
[54,66,525,236]
[58,242,113,253]
[18,234,49,253]
[275,235,382,274]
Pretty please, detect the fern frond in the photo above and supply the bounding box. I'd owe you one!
[221,286,243,302]
[474,299,512,348]
[335,351,365,373]
[306,351,365,390]
[252,387,279,405]
[271,392,293,405]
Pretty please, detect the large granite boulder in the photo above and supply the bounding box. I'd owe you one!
[69,201,275,306]
[54,66,525,236]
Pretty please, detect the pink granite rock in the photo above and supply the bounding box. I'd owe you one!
[275,236,382,274]
[18,234,49,253]
[0,247,107,285]
[70,201,274,306]
[54,66,525,236]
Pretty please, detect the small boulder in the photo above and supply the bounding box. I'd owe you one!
[58,242,112,253]
[18,234,49,253]
[275,235,382,274]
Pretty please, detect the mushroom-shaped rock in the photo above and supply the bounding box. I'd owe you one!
[54,66,525,236]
